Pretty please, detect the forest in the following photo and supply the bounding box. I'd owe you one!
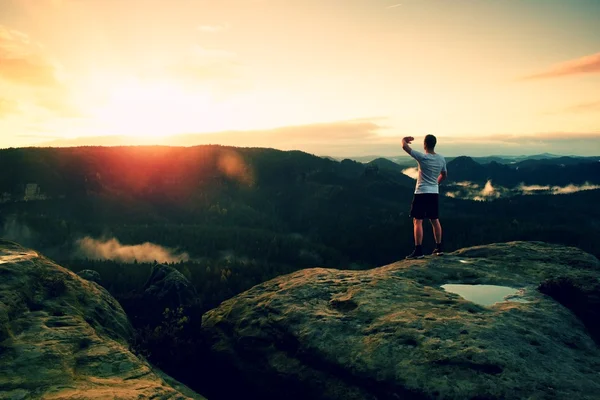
[1,145,598,394]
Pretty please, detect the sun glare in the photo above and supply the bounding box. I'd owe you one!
[90,81,218,140]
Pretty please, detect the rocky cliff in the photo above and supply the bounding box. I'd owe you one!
[0,240,205,400]
[202,241,600,400]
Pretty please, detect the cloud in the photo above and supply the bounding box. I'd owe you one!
[442,132,600,156]
[455,181,480,189]
[35,118,388,156]
[28,116,600,158]
[448,181,600,201]
[0,25,79,117]
[386,3,402,8]
[445,180,506,201]
[542,101,600,116]
[0,98,18,117]
[519,182,600,195]
[75,237,190,263]
[198,24,230,33]
[0,25,60,87]
[519,184,550,193]
[522,52,600,80]
[169,45,245,92]
[480,180,499,198]
[562,101,600,114]
[550,182,600,194]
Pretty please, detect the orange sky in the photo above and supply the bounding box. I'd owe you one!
[1,0,599,156]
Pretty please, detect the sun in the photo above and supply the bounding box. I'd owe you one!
[90,80,217,140]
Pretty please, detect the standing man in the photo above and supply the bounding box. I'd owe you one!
[402,134,447,259]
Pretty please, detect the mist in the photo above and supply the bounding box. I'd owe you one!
[446,181,600,201]
[75,237,190,263]
[401,167,419,180]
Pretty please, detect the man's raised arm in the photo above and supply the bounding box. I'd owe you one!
[402,136,415,155]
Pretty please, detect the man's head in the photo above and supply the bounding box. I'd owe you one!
[424,134,437,151]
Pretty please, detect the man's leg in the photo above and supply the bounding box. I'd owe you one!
[406,218,425,259]
[430,219,442,244]
[430,218,443,255]
[414,218,424,246]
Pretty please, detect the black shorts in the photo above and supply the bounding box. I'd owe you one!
[410,194,439,220]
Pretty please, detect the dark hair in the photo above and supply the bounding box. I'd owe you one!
[424,134,437,150]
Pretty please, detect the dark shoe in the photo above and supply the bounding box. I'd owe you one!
[432,247,444,256]
[406,247,424,259]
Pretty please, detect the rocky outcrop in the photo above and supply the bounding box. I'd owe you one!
[144,264,198,309]
[0,240,205,400]
[202,241,600,400]
[77,269,102,285]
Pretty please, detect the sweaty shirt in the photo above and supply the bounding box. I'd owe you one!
[409,149,447,194]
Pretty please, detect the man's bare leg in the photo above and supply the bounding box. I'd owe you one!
[430,219,443,255]
[414,218,424,245]
[430,219,442,244]
[406,218,425,259]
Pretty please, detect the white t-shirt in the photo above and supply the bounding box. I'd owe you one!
[410,149,447,194]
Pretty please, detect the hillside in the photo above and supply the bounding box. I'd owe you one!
[0,240,205,399]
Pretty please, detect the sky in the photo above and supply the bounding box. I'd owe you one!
[0,0,599,156]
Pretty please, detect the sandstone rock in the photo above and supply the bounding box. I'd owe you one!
[0,240,206,400]
[144,264,198,309]
[77,269,102,285]
[202,241,600,400]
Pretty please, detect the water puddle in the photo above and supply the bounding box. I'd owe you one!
[441,284,528,306]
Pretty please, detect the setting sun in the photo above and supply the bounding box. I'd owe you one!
[89,80,219,139]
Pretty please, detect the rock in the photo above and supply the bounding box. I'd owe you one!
[144,264,198,309]
[202,241,600,400]
[538,276,600,344]
[0,240,206,400]
[77,269,102,284]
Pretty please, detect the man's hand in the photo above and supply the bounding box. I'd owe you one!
[402,136,415,155]
[438,171,447,184]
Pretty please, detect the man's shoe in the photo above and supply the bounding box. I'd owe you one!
[432,247,444,256]
[406,247,425,259]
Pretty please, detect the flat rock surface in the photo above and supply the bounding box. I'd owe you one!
[202,241,600,400]
[0,240,205,400]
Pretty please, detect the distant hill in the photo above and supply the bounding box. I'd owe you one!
[366,157,407,174]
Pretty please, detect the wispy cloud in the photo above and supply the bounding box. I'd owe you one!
[519,182,600,195]
[39,119,386,151]
[198,23,230,33]
[448,181,600,201]
[0,25,80,117]
[563,101,600,114]
[75,237,190,263]
[0,98,18,117]
[0,25,60,87]
[386,3,402,8]
[168,45,245,93]
[522,52,600,80]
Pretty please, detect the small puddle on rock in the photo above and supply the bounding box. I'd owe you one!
[441,284,528,306]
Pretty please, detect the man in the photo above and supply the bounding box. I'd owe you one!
[402,134,447,259]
